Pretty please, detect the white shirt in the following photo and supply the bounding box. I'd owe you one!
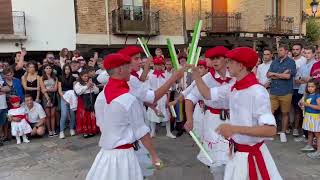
[95,69,104,75]
[256,61,272,85]
[97,70,109,85]
[129,75,155,104]
[97,93,149,150]
[74,82,99,95]
[210,84,276,145]
[0,80,7,109]
[8,106,27,120]
[23,102,46,123]
[186,71,235,109]
[293,56,307,89]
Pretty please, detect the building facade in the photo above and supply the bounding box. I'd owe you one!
[0,0,307,55]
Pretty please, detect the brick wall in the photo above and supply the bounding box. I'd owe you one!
[76,0,107,34]
[150,0,184,36]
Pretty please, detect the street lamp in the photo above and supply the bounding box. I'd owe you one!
[311,0,319,17]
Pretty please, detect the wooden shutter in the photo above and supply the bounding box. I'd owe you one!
[0,0,13,34]
[212,0,228,33]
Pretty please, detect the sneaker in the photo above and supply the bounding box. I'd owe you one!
[292,129,299,136]
[59,132,65,139]
[294,137,307,142]
[48,131,54,138]
[300,145,315,152]
[307,151,320,159]
[70,129,76,136]
[53,131,58,137]
[166,133,176,139]
[22,137,30,143]
[285,129,291,134]
[279,133,287,143]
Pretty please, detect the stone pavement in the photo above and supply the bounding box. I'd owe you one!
[0,130,320,180]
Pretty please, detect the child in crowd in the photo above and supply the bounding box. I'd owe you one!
[147,57,176,138]
[74,69,100,138]
[301,79,320,159]
[8,96,32,144]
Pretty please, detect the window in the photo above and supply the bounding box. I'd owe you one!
[123,0,143,21]
[273,0,281,17]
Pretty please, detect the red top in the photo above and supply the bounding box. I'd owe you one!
[310,61,320,81]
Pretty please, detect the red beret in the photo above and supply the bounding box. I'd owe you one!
[118,46,143,57]
[225,47,258,68]
[10,96,20,104]
[205,46,229,58]
[153,57,164,65]
[103,53,131,70]
[197,59,207,68]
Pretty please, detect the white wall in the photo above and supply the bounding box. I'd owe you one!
[0,0,76,53]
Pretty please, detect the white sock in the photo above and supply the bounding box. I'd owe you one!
[150,122,156,137]
[22,135,30,143]
[16,136,21,144]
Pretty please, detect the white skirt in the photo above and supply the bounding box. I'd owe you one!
[224,143,282,180]
[11,119,32,136]
[86,148,143,180]
[197,111,230,167]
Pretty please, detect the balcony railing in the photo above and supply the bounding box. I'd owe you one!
[205,12,241,33]
[0,11,26,40]
[111,7,160,36]
[264,15,294,34]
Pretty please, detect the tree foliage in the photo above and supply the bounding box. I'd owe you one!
[306,17,320,42]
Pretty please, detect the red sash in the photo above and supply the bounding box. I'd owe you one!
[231,140,270,180]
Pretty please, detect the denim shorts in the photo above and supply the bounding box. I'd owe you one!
[0,109,7,126]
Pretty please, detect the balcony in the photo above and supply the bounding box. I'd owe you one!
[111,7,160,36]
[264,15,294,34]
[0,11,27,40]
[205,12,241,33]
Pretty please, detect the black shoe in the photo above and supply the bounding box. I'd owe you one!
[83,134,89,138]
[88,134,95,138]
[176,131,184,137]
[0,140,3,146]
[53,132,58,137]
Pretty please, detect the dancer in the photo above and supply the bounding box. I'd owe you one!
[184,46,233,180]
[191,47,282,180]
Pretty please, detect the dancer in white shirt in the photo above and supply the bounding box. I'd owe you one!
[191,47,282,180]
[86,53,161,180]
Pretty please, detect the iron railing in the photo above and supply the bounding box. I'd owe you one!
[264,15,294,34]
[12,11,26,36]
[111,7,160,35]
[205,12,241,33]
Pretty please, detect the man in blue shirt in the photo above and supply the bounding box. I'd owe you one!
[267,44,296,143]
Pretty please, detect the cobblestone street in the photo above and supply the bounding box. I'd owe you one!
[0,130,320,180]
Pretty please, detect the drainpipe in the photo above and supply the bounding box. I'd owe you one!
[105,0,111,46]
[182,0,187,45]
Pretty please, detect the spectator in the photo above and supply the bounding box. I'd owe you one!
[3,62,9,69]
[2,67,24,101]
[155,48,164,59]
[58,64,77,139]
[95,58,105,75]
[21,61,41,102]
[70,60,80,78]
[294,46,317,139]
[292,43,307,136]
[257,48,273,88]
[23,94,46,137]
[38,52,62,77]
[310,57,320,81]
[87,67,101,90]
[267,44,296,143]
[74,70,99,138]
[59,48,70,68]
[0,78,8,146]
[40,64,58,137]
[78,58,86,72]
[12,50,26,79]
[72,50,83,61]
[0,61,4,77]
[165,59,173,77]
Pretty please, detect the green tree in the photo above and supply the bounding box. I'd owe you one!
[306,17,320,42]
